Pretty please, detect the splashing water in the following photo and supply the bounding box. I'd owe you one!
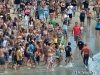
[88,52,100,75]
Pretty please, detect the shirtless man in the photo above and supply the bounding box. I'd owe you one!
[0,46,7,73]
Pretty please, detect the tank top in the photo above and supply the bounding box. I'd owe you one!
[54,38,57,43]
[96,21,100,28]
[29,21,33,26]
[12,20,16,26]
[80,12,85,18]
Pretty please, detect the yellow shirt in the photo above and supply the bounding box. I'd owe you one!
[16,50,22,61]
[54,38,58,43]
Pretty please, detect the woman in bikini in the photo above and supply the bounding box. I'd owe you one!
[87,8,92,30]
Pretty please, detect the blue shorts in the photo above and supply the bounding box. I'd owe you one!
[63,29,67,35]
[4,52,9,57]
[17,60,22,65]
[73,6,76,12]
[24,53,30,58]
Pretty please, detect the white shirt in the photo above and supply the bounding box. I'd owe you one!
[21,47,24,54]
[29,21,33,26]
[25,15,29,20]
[64,14,69,19]
[67,5,73,14]
[8,56,12,63]
[3,40,7,47]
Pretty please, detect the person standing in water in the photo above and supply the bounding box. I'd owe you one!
[72,22,81,44]
[87,8,92,31]
[71,0,77,16]
[76,37,84,59]
[80,9,85,27]
[65,42,74,66]
[82,44,90,68]
[0,46,8,73]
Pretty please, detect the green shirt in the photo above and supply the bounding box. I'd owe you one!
[48,19,57,27]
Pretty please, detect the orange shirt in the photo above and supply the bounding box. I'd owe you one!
[82,46,90,55]
[73,25,81,36]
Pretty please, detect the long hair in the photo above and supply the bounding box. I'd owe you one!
[28,17,34,25]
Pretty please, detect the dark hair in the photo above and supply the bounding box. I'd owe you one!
[88,8,90,10]
[68,42,71,45]
[34,48,38,52]
[63,20,67,24]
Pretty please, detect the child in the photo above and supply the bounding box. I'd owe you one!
[12,48,17,70]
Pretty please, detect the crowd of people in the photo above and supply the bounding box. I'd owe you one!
[0,0,100,73]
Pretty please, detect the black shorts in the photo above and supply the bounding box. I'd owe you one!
[68,14,72,18]
[95,28,100,30]
[87,17,91,20]
[61,7,65,14]
[36,56,40,63]
[80,17,85,22]
[49,9,55,13]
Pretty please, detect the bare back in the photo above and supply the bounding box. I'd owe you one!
[0,48,4,57]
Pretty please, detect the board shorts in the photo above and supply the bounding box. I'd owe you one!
[17,60,22,65]
[0,57,6,65]
[63,29,67,35]
[73,6,77,12]
[68,14,72,18]
[74,34,80,41]
[80,17,85,22]
[14,4,20,9]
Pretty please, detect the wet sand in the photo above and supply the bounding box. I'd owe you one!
[0,2,99,75]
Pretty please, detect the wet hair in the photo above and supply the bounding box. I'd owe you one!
[34,48,38,52]
[63,20,67,24]
[55,44,59,49]
[47,42,51,46]
[75,22,78,24]
[37,41,40,45]
[30,41,33,44]
[84,44,87,46]
[25,43,29,48]
[68,42,71,45]
[9,49,12,55]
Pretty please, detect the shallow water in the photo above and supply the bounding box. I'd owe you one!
[0,4,99,75]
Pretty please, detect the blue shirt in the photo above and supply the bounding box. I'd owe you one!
[56,50,60,58]
[29,44,34,53]
[96,21,100,28]
[62,24,68,30]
